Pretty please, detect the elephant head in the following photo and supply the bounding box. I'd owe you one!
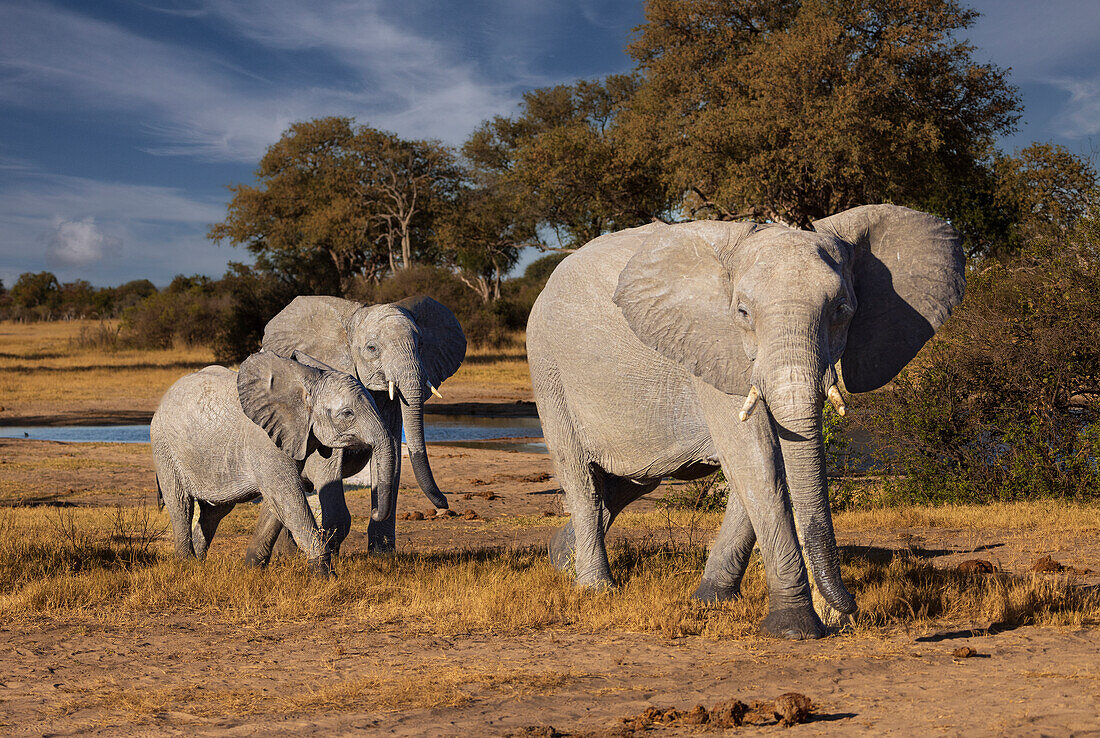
[262,295,466,510]
[237,351,398,522]
[613,204,964,615]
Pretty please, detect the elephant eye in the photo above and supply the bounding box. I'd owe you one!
[835,302,854,321]
[736,304,752,323]
[337,407,354,421]
[365,343,378,354]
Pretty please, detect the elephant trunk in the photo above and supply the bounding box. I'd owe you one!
[760,352,856,615]
[392,359,449,510]
[368,418,398,523]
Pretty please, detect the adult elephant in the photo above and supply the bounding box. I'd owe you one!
[527,205,964,639]
[244,294,466,562]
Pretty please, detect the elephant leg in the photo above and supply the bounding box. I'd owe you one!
[533,364,615,589]
[548,476,658,572]
[693,494,757,602]
[266,490,331,577]
[548,521,575,571]
[244,501,285,567]
[156,469,195,559]
[271,526,300,560]
[698,385,822,639]
[192,501,234,560]
[306,449,352,556]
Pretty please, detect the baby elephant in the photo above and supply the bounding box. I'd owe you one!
[151,350,396,575]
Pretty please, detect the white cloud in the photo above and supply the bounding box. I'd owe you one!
[1048,77,1100,138]
[0,169,230,285]
[0,2,539,161]
[47,217,121,266]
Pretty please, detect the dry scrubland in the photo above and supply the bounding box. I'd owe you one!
[1,320,1099,734]
[0,320,532,420]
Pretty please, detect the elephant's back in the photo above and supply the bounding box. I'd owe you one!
[529,223,664,342]
[151,366,242,446]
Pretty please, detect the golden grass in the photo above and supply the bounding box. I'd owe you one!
[608,499,1100,537]
[0,321,532,416]
[834,498,1100,532]
[448,331,531,390]
[1,503,1096,638]
[0,319,214,414]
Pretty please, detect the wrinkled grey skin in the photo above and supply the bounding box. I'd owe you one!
[150,351,396,576]
[527,205,964,639]
[247,295,466,557]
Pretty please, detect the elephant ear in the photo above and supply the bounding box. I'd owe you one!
[290,350,337,373]
[813,204,965,393]
[237,351,321,461]
[262,296,362,375]
[394,295,467,387]
[613,221,759,395]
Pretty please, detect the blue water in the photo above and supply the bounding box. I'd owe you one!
[0,414,543,446]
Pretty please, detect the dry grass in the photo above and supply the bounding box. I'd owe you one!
[448,331,531,390]
[61,662,580,720]
[1,503,1096,639]
[0,319,214,415]
[0,440,154,506]
[835,499,1100,533]
[0,321,531,416]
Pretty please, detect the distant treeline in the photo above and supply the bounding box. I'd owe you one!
[0,253,566,360]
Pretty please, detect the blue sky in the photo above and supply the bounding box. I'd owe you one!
[1,1,1098,288]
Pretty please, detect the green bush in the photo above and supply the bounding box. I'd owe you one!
[121,275,228,349]
[864,213,1100,504]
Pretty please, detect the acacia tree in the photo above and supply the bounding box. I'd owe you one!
[626,0,1020,234]
[357,129,463,273]
[209,117,462,294]
[436,179,540,302]
[467,75,671,250]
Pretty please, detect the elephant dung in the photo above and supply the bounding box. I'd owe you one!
[773,692,813,726]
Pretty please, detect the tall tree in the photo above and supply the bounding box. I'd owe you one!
[626,0,1020,234]
[208,117,462,294]
[467,75,671,249]
[436,180,539,302]
[992,143,1099,257]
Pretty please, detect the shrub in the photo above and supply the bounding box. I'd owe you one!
[864,210,1100,503]
[121,275,229,349]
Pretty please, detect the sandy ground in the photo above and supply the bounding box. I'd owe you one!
[1,406,1099,735]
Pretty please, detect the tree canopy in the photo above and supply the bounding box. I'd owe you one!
[626,0,1020,236]
[208,117,462,294]
[465,75,671,249]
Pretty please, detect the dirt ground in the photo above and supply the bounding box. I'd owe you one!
[1,408,1099,735]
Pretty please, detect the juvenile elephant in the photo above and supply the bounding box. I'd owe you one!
[150,351,396,575]
[527,205,964,639]
[247,294,466,556]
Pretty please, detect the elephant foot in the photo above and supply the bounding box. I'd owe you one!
[243,547,271,568]
[575,571,618,592]
[760,606,826,640]
[307,557,335,578]
[692,577,741,603]
[368,538,396,554]
[548,523,575,571]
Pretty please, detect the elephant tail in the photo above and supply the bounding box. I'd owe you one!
[155,475,164,510]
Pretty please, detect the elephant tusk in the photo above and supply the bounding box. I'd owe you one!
[429,384,443,400]
[738,386,760,422]
[827,384,847,417]
[388,380,395,401]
